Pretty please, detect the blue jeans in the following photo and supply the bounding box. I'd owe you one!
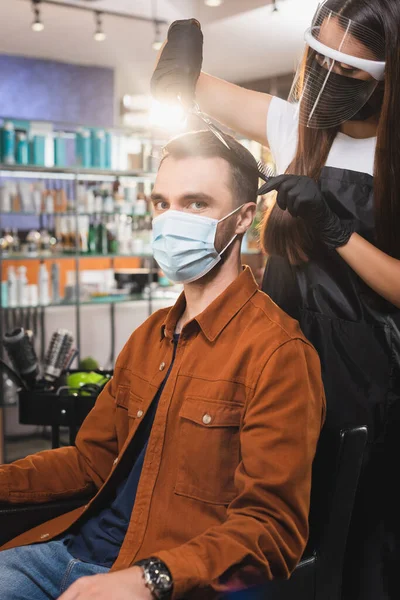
[0,535,109,599]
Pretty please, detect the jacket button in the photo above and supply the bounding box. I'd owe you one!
[202,414,212,425]
[113,457,118,465]
[159,362,166,371]
[136,410,144,418]
[40,533,50,539]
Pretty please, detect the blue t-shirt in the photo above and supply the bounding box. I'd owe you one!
[67,335,179,567]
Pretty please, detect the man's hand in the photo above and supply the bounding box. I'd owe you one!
[58,566,153,600]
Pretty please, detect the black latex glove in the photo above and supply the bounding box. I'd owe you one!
[259,175,355,251]
[150,19,203,107]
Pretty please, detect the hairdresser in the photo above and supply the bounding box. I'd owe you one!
[151,2,400,599]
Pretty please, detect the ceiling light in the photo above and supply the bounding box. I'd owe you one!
[152,21,163,51]
[205,0,224,6]
[94,11,106,42]
[32,0,44,32]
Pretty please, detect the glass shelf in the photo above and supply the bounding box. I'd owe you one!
[0,164,156,181]
[2,294,147,309]
[0,253,153,261]
[0,211,152,218]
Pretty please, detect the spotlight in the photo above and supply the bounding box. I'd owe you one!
[94,11,106,42]
[149,98,186,131]
[152,21,163,51]
[204,0,224,6]
[32,0,44,32]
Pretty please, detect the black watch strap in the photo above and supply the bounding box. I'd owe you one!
[135,557,173,600]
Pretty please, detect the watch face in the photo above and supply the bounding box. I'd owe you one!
[146,559,173,598]
[158,572,172,591]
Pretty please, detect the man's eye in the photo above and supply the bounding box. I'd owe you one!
[190,201,206,210]
[155,201,168,210]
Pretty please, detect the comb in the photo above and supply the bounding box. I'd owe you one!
[256,160,275,182]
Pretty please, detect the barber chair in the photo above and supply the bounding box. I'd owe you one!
[228,425,368,600]
[0,425,367,600]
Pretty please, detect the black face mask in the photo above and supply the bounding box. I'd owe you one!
[348,82,385,122]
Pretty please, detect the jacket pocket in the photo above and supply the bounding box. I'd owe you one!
[175,397,243,505]
[115,386,144,449]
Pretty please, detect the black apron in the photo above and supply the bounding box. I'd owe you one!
[262,166,400,600]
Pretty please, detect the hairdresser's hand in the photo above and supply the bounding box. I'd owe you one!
[259,174,354,250]
[150,18,203,107]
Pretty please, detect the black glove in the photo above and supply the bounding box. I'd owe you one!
[259,175,355,251]
[150,19,203,107]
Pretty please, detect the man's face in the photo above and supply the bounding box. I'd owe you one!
[152,155,236,219]
[151,155,241,252]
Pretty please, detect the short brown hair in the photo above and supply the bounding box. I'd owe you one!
[161,130,259,205]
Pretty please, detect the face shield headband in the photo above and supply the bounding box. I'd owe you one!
[289,4,386,129]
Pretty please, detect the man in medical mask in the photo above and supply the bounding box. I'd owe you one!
[0,130,325,600]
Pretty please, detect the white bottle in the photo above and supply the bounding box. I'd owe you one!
[38,262,50,306]
[16,265,28,307]
[86,189,95,214]
[103,194,114,214]
[28,283,39,307]
[32,187,42,214]
[45,193,54,214]
[134,196,147,216]
[7,266,17,307]
[0,183,12,212]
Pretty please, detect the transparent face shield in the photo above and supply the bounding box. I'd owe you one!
[289,3,386,129]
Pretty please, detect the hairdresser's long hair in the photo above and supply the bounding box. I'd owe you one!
[261,0,400,264]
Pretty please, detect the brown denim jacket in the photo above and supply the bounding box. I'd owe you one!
[0,267,325,598]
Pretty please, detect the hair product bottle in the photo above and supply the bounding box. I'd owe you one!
[38,261,50,306]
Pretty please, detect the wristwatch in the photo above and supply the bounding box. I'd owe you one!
[135,557,173,600]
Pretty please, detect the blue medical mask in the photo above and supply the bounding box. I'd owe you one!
[152,205,244,284]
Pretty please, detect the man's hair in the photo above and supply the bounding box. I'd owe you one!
[161,130,259,205]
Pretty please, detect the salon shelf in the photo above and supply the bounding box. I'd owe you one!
[0,164,156,181]
[0,211,152,218]
[0,252,153,261]
[3,288,182,311]
[2,294,148,310]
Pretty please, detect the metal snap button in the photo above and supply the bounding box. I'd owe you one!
[202,414,212,425]
[40,533,50,539]
[159,362,166,371]
[113,457,118,465]
[136,410,144,418]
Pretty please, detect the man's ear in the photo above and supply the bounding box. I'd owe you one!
[235,203,257,235]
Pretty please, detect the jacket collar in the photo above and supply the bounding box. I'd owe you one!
[161,266,258,342]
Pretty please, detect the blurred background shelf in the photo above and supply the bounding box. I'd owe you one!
[1,253,154,260]
[0,164,156,181]
[2,294,149,309]
[1,212,152,217]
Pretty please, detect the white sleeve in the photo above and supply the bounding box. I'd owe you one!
[266,97,299,175]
